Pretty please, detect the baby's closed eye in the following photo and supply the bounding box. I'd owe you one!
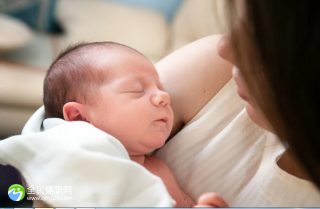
[127,90,145,94]
[124,89,146,97]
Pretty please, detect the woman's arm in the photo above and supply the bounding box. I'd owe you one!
[156,35,233,137]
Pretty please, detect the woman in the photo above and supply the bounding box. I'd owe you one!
[154,0,320,207]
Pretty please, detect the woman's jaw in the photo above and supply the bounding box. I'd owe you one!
[232,66,273,133]
[218,36,274,133]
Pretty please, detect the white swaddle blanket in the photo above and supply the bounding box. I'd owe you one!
[0,107,175,207]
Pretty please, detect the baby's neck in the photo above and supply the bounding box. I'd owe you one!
[130,155,146,165]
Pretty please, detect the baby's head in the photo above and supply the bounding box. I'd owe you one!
[44,42,173,155]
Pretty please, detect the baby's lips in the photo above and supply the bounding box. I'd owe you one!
[155,116,169,123]
[162,116,169,123]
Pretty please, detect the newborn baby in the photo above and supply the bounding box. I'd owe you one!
[43,42,226,207]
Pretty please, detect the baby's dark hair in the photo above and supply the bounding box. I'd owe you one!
[44,41,142,119]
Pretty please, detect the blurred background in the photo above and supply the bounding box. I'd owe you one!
[0,0,226,206]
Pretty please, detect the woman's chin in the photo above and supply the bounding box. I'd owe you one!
[245,102,273,133]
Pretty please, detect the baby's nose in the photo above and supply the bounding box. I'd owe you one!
[152,91,170,107]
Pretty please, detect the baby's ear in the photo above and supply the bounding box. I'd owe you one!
[63,102,88,122]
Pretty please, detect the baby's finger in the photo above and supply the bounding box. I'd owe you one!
[197,193,229,208]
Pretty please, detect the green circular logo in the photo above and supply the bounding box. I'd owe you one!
[8,184,25,201]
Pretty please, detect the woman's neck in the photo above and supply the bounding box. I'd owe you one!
[277,149,311,181]
[130,155,146,165]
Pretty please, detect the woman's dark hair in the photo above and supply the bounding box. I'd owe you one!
[226,0,320,188]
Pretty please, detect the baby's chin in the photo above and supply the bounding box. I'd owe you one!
[129,147,159,156]
[147,140,167,152]
[140,136,167,154]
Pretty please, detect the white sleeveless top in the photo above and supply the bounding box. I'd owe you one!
[154,79,320,207]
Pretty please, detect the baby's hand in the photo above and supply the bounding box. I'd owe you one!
[193,192,229,208]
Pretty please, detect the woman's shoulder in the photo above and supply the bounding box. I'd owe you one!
[156,35,233,137]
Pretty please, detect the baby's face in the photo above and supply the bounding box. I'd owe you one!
[88,52,173,155]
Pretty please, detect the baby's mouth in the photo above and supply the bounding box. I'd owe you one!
[156,117,169,123]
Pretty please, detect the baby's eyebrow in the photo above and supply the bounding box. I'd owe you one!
[118,76,144,86]
[119,75,162,88]
[126,76,144,82]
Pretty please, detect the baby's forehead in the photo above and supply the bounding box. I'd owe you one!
[89,46,145,67]
[80,44,159,83]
